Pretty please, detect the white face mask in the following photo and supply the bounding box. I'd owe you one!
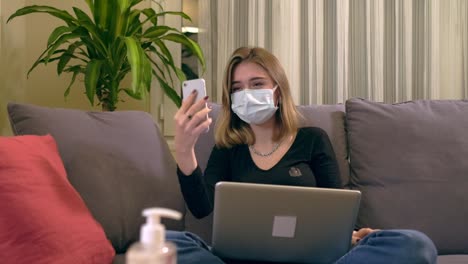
[231,86,278,125]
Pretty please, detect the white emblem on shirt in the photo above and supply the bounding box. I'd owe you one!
[289,167,302,177]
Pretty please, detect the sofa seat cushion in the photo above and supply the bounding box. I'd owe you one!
[7,103,185,253]
[437,255,468,264]
[346,98,468,254]
[0,135,115,263]
[112,254,126,264]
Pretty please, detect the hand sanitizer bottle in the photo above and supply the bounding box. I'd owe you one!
[126,208,182,264]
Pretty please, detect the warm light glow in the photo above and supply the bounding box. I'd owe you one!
[182,26,199,33]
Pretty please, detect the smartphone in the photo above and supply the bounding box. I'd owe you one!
[182,78,207,102]
[182,79,209,129]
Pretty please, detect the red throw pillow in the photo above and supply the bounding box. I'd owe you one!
[0,135,115,264]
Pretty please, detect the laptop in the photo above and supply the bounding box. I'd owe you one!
[211,182,361,264]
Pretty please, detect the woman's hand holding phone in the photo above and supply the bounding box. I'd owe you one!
[174,79,212,175]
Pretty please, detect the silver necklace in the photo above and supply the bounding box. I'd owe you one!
[249,142,281,157]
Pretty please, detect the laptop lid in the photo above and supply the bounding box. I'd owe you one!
[211,182,361,264]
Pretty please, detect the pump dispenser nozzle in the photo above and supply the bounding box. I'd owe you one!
[127,207,182,264]
[140,208,182,247]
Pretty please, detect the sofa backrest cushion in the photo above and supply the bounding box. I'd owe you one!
[7,103,185,254]
[185,104,222,243]
[346,98,468,254]
[187,103,349,243]
[297,104,349,186]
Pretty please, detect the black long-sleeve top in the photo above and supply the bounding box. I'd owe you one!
[177,127,342,219]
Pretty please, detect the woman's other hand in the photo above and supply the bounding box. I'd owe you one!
[351,228,379,246]
[174,90,212,175]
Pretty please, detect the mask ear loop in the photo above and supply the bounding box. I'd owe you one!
[273,85,281,107]
[275,87,283,139]
[274,85,282,126]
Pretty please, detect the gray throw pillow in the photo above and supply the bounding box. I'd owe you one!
[346,98,468,254]
[7,102,185,253]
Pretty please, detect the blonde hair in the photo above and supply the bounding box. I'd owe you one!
[214,47,299,148]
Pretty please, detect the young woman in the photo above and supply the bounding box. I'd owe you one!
[172,47,437,264]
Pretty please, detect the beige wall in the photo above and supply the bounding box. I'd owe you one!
[1,1,150,136]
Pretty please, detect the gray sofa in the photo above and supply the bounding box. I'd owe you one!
[6,98,468,263]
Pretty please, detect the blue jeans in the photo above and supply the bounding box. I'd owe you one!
[336,229,437,264]
[167,229,437,264]
[166,230,224,264]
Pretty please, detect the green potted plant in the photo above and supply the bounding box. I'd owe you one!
[7,0,205,111]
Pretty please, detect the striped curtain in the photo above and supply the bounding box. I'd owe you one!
[461,0,468,97]
[198,0,468,104]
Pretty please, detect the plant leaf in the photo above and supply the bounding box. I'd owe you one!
[73,7,93,24]
[45,32,81,64]
[151,0,163,12]
[58,41,84,74]
[174,66,186,82]
[147,46,167,78]
[77,22,108,56]
[123,36,146,95]
[110,1,129,39]
[143,25,171,38]
[156,11,191,22]
[156,75,181,108]
[9,2,206,110]
[153,40,175,69]
[160,33,205,71]
[140,8,157,25]
[7,5,76,26]
[142,53,152,92]
[153,40,186,82]
[150,42,176,84]
[84,0,94,14]
[118,0,131,14]
[85,59,103,105]
[93,1,110,30]
[130,0,144,8]
[127,10,143,36]
[63,65,84,98]
[27,44,59,77]
[73,8,107,53]
[123,88,142,99]
[47,26,73,46]
[57,55,72,74]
